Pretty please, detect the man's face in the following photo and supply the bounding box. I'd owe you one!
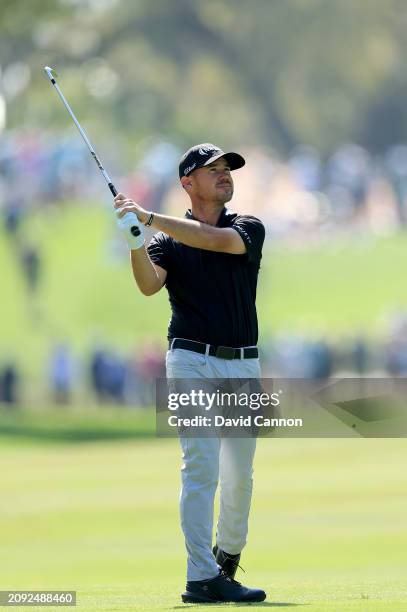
[187,157,234,204]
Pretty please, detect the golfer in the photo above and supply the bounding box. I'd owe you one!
[114,143,266,604]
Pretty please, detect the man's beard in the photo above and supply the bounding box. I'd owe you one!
[216,185,233,204]
[195,184,233,205]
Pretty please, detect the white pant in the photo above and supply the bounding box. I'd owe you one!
[166,347,261,581]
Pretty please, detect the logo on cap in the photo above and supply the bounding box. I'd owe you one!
[198,145,220,156]
[183,163,196,176]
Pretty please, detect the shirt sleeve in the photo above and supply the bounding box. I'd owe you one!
[147,232,171,271]
[232,215,265,263]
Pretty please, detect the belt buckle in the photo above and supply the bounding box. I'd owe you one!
[215,346,236,360]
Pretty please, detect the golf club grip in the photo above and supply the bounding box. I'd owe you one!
[109,181,141,236]
[108,183,118,197]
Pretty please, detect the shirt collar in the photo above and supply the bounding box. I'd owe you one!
[185,207,229,227]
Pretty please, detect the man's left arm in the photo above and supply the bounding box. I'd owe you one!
[151,214,246,254]
[114,195,263,256]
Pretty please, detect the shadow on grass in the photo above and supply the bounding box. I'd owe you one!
[0,407,156,443]
[172,603,305,608]
[0,423,156,442]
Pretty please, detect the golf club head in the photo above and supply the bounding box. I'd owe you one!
[43,66,58,83]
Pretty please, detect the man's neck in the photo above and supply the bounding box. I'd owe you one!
[190,202,224,226]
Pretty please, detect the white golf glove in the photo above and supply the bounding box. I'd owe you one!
[116,211,145,250]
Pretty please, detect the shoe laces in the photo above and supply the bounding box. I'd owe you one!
[220,552,246,576]
[220,569,243,586]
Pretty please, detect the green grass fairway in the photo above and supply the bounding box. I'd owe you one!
[1,433,407,611]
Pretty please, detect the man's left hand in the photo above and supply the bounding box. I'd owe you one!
[114,193,150,225]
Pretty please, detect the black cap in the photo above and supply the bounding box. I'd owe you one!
[179,143,245,179]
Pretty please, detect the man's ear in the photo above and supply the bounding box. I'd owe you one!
[181,176,193,191]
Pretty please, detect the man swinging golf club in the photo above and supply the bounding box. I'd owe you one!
[43,70,266,603]
[114,143,266,604]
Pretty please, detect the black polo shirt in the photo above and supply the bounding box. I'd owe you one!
[147,207,265,347]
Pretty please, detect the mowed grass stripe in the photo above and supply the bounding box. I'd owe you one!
[0,437,406,610]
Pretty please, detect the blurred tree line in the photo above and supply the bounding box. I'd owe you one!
[1,0,407,159]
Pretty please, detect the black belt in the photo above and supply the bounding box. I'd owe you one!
[170,338,258,360]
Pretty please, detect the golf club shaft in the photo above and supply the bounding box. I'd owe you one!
[44,68,117,197]
[44,66,142,238]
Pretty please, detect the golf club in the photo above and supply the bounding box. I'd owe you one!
[43,66,141,236]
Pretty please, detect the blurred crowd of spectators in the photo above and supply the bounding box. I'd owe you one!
[263,311,407,378]
[0,341,166,408]
[3,318,407,407]
[48,341,165,406]
[1,130,407,239]
[228,142,407,240]
[0,130,179,219]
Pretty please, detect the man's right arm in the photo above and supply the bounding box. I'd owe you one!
[130,247,167,296]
